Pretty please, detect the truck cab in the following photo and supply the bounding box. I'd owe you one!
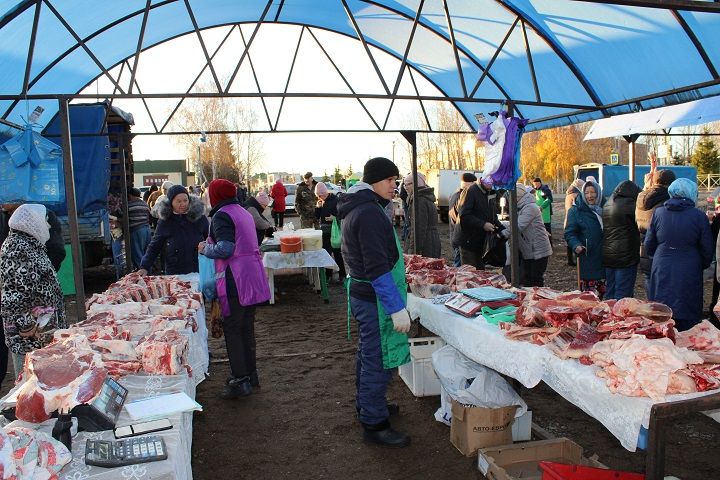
[574,163,697,197]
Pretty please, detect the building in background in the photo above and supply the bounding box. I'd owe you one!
[134,160,194,187]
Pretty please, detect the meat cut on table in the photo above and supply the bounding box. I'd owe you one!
[15,335,107,423]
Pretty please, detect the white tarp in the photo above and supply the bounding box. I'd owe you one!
[584,96,720,140]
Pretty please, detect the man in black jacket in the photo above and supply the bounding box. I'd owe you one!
[338,157,411,448]
[456,178,504,268]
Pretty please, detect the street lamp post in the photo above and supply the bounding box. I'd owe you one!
[392,140,396,163]
[197,132,207,184]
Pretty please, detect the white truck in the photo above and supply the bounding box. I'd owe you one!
[422,169,482,223]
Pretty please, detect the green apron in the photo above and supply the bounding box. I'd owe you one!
[346,222,410,369]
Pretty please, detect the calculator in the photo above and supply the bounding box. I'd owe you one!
[84,435,168,468]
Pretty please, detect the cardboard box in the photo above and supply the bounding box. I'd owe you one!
[477,438,607,480]
[450,400,518,456]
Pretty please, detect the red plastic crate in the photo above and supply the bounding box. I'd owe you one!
[539,461,645,480]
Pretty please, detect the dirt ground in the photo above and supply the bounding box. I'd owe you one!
[4,200,720,479]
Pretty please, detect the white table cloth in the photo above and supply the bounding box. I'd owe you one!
[407,293,720,451]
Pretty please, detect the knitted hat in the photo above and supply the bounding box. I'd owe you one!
[167,184,189,204]
[362,157,399,185]
[161,181,174,192]
[315,182,328,197]
[404,172,426,187]
[256,191,270,207]
[462,172,477,183]
[9,203,49,244]
[208,179,237,208]
[656,169,676,187]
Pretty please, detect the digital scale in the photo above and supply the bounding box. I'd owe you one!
[72,376,128,432]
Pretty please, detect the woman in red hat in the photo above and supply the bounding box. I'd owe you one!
[198,179,271,399]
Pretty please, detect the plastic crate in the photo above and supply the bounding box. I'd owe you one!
[398,337,445,397]
[539,461,645,480]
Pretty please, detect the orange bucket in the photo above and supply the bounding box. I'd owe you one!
[280,235,302,253]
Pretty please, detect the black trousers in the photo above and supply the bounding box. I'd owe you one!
[0,322,7,386]
[460,247,484,269]
[223,295,257,379]
[321,231,346,279]
[272,211,284,228]
[521,256,549,287]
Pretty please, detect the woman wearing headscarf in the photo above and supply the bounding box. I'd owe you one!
[564,179,605,298]
[403,172,441,258]
[602,180,642,300]
[199,179,270,399]
[0,204,66,379]
[645,178,713,331]
[244,191,274,245]
[315,182,346,283]
[564,178,585,266]
[138,185,209,275]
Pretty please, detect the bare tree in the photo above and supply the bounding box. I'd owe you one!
[231,105,264,183]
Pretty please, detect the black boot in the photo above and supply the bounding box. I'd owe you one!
[221,377,252,399]
[362,421,410,448]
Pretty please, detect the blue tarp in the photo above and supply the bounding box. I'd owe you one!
[0,125,64,203]
[42,104,110,215]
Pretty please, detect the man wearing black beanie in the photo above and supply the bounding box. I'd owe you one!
[337,157,411,448]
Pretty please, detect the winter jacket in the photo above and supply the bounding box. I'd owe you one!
[0,209,65,272]
[0,231,66,354]
[270,182,287,213]
[515,187,552,260]
[448,189,462,248]
[635,185,670,274]
[244,197,273,245]
[405,186,441,258]
[338,183,403,315]
[316,193,339,226]
[535,185,553,223]
[564,196,604,280]
[645,198,713,329]
[296,181,317,219]
[602,181,641,268]
[457,183,503,252]
[140,196,209,274]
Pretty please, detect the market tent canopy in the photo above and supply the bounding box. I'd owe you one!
[584,95,720,140]
[1,0,720,134]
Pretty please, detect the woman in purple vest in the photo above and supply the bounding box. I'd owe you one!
[198,179,271,399]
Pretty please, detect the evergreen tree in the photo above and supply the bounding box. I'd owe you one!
[345,165,354,179]
[333,166,342,184]
[691,131,719,176]
[322,170,330,182]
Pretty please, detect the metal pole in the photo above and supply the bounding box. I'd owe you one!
[629,141,636,183]
[507,102,520,286]
[119,149,132,273]
[401,131,418,253]
[58,98,86,322]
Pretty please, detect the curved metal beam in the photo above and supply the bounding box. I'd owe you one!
[494,0,604,108]
[671,9,718,79]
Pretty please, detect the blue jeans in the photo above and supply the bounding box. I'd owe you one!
[351,296,392,426]
[605,266,638,300]
[130,225,151,270]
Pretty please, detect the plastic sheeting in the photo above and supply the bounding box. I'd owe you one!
[42,103,110,216]
[407,293,720,452]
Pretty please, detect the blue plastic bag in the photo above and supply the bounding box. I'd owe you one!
[198,254,217,301]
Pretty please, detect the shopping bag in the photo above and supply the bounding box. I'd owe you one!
[198,253,217,301]
[483,231,507,268]
[330,217,341,249]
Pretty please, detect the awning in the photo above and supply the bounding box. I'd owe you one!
[584,95,720,140]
